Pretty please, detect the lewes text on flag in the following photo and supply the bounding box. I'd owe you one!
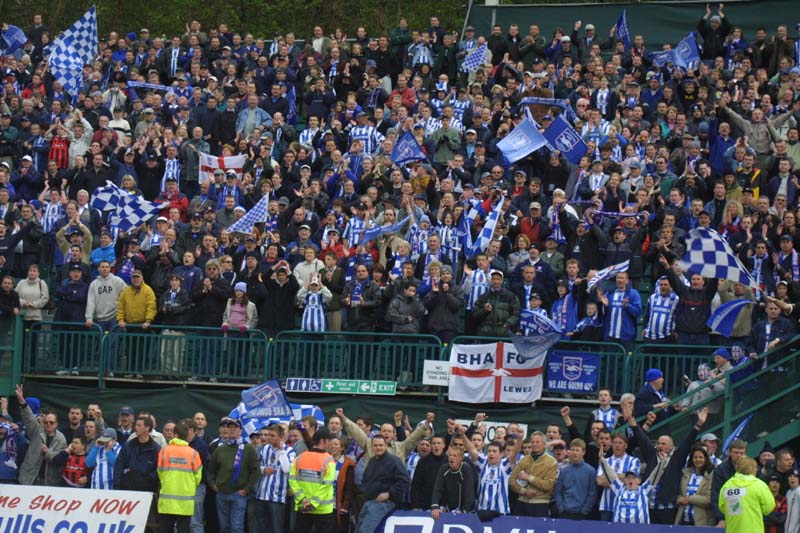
[449,341,547,403]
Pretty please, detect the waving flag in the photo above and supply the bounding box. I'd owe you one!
[361,216,410,243]
[674,33,701,70]
[199,152,247,184]
[681,227,758,288]
[462,43,488,72]
[47,7,98,99]
[91,181,159,232]
[519,311,563,336]
[391,131,427,166]
[615,9,631,50]
[0,25,27,55]
[497,116,548,163]
[227,196,268,235]
[722,413,754,455]
[510,331,562,363]
[587,259,630,291]
[456,210,474,258]
[652,49,677,68]
[468,197,504,258]
[543,115,590,164]
[707,299,753,338]
[228,379,309,437]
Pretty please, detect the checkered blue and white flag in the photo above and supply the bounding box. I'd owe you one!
[587,259,630,291]
[111,194,161,232]
[680,227,758,288]
[226,196,268,234]
[462,43,487,72]
[91,181,159,232]
[46,7,98,99]
[91,181,123,211]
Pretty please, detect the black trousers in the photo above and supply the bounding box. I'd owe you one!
[158,513,190,533]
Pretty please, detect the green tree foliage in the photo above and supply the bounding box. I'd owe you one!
[4,0,465,41]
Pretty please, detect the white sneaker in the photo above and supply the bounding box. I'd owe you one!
[70,367,79,376]
[55,369,69,376]
[209,377,218,383]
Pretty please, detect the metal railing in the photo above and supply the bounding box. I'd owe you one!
[270,330,444,389]
[449,336,630,395]
[0,316,22,395]
[24,321,105,375]
[102,324,271,384]
[617,335,800,452]
[632,343,721,397]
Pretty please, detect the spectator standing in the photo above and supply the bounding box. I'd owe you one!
[554,438,597,520]
[157,419,203,533]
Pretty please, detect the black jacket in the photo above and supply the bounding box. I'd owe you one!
[410,452,448,509]
[190,276,232,327]
[430,462,476,512]
[54,280,89,323]
[360,451,410,504]
[259,275,299,332]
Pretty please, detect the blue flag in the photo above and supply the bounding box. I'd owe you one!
[543,116,590,164]
[238,379,293,419]
[361,216,410,243]
[615,10,631,50]
[391,131,427,166]
[509,331,562,362]
[0,25,26,55]
[456,210,474,256]
[707,299,753,338]
[722,413,753,455]
[519,311,563,336]
[497,116,547,163]
[651,49,676,67]
[674,33,701,70]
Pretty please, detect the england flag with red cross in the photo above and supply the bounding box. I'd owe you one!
[199,152,247,184]
[448,341,546,403]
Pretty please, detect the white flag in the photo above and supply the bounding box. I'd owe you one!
[198,152,247,184]
[448,342,545,403]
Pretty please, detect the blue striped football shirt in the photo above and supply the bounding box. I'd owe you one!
[349,125,384,155]
[597,454,640,512]
[88,443,121,490]
[464,269,490,310]
[611,478,653,524]
[643,292,679,340]
[683,471,703,523]
[256,443,296,503]
[476,454,514,515]
[593,407,620,432]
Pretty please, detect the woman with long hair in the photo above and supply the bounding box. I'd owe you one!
[675,444,715,526]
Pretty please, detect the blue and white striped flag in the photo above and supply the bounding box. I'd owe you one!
[0,24,27,55]
[47,7,98,99]
[615,9,631,50]
[681,227,759,288]
[468,196,504,258]
[707,299,753,338]
[462,43,488,72]
[361,216,410,243]
[587,259,630,291]
[91,181,124,211]
[227,196,268,235]
[456,209,474,256]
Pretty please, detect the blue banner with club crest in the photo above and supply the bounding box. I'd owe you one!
[546,351,599,393]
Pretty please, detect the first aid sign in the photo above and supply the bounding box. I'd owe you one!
[0,485,151,532]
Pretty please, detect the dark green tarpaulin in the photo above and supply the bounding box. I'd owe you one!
[21,380,585,437]
[467,0,800,51]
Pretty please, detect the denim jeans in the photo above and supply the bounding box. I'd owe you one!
[190,483,206,533]
[216,491,247,533]
[252,500,286,533]
[356,500,395,533]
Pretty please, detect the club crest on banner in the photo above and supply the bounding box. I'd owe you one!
[554,127,581,153]
[563,356,584,381]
